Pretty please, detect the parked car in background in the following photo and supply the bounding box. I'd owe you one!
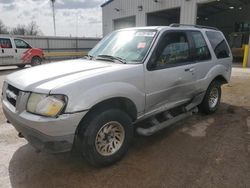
[2,25,232,167]
[0,36,44,68]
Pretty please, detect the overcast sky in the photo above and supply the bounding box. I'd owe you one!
[0,0,105,37]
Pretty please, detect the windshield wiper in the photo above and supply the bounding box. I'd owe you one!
[96,55,127,64]
[83,55,95,60]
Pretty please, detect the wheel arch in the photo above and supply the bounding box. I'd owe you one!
[75,97,137,135]
[211,75,228,85]
[32,55,42,60]
[203,74,227,96]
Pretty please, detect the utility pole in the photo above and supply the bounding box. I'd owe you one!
[51,0,56,36]
[247,36,250,67]
[76,11,79,37]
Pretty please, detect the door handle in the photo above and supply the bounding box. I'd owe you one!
[1,49,4,53]
[15,49,17,53]
[185,67,195,72]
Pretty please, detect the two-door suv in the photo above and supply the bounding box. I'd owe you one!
[2,24,232,166]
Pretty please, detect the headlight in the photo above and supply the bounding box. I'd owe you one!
[27,93,66,117]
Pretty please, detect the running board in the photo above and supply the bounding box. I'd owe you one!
[137,108,197,136]
[184,92,205,112]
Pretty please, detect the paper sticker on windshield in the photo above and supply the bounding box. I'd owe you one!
[137,42,146,49]
[135,31,156,37]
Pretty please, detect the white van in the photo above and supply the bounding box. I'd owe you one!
[0,37,44,68]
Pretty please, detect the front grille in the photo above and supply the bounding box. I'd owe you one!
[6,84,19,107]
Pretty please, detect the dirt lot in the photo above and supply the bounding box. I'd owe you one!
[0,67,250,188]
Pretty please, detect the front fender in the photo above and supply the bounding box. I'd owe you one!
[64,82,145,114]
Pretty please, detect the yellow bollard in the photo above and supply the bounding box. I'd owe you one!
[243,45,249,68]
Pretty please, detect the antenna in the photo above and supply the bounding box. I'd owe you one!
[51,0,56,36]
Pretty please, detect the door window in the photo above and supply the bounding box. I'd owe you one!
[151,32,191,69]
[0,38,12,48]
[190,31,211,61]
[14,39,31,49]
[206,31,230,59]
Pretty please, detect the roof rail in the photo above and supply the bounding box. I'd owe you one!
[169,23,219,31]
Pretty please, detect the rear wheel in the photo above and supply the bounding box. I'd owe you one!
[31,56,42,66]
[199,81,221,114]
[79,108,133,167]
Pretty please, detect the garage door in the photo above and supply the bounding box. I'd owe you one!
[147,8,180,26]
[113,16,136,30]
[197,0,250,38]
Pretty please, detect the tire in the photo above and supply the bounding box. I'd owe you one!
[79,108,133,167]
[17,64,25,68]
[199,81,221,114]
[31,56,42,66]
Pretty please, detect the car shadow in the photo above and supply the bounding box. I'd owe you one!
[8,103,250,188]
[0,66,30,76]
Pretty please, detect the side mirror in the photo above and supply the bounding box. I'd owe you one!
[147,52,158,70]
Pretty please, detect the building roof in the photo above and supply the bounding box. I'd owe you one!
[101,0,114,8]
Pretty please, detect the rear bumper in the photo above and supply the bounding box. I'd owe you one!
[3,100,87,153]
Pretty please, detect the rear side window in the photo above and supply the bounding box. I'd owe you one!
[0,38,12,48]
[206,31,230,59]
[190,31,211,61]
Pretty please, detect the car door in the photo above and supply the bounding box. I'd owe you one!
[187,30,214,93]
[13,38,32,64]
[0,38,15,65]
[144,30,197,114]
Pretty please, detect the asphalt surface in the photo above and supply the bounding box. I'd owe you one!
[0,66,250,188]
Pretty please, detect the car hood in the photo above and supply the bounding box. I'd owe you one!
[5,59,123,92]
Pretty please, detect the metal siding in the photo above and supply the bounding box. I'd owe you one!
[0,35,100,52]
[180,0,197,25]
[24,38,48,49]
[114,16,136,30]
[102,0,214,35]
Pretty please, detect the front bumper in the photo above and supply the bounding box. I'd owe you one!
[3,99,87,153]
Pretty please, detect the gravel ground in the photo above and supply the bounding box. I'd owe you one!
[0,66,250,188]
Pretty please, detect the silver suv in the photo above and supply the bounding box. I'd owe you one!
[2,25,232,166]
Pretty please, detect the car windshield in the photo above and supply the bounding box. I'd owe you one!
[88,29,157,63]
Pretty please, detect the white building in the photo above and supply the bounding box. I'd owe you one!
[101,0,250,38]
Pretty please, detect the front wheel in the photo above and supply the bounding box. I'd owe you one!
[79,108,133,167]
[17,64,25,69]
[31,56,42,66]
[199,81,221,114]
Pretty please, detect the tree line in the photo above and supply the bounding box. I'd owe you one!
[0,20,42,36]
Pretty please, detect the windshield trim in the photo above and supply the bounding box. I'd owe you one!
[139,29,161,65]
